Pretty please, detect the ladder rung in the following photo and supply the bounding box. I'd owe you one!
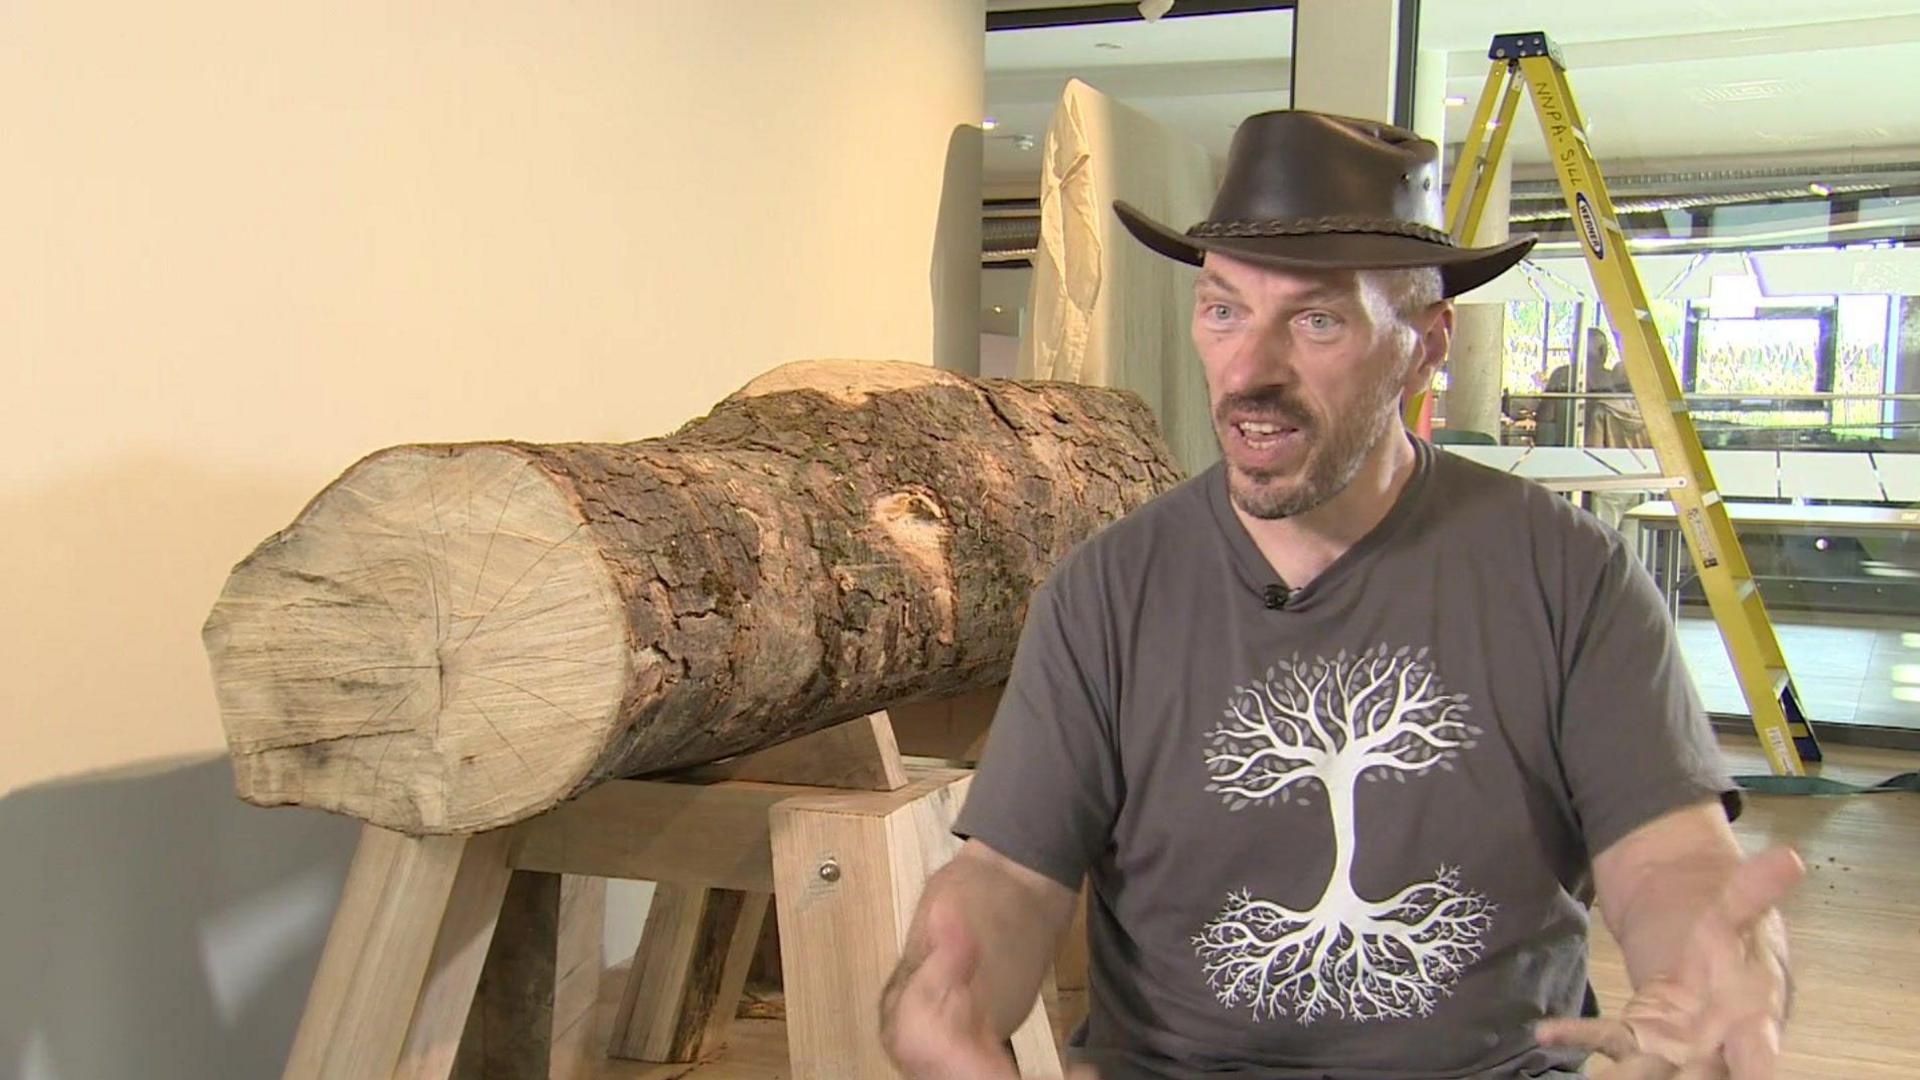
[1772,670,1792,698]
[1701,490,1722,507]
[1736,578,1757,602]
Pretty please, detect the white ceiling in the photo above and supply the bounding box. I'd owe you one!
[987,8,1294,69]
[1417,0,1920,49]
[984,1,1920,189]
[984,9,1294,187]
[1434,8,1920,171]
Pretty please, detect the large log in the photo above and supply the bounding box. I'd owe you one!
[204,360,1180,834]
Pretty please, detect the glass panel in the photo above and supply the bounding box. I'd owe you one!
[1837,294,1893,435]
[1693,318,1821,396]
[1690,313,1828,432]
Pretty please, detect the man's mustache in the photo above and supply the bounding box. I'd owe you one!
[1215,386,1313,429]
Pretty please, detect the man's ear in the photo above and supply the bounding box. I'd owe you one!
[1407,300,1454,389]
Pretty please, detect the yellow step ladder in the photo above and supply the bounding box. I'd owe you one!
[1443,30,1821,775]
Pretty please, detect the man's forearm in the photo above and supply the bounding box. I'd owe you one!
[1604,851,1745,985]
[1593,802,1767,989]
[885,844,1077,1038]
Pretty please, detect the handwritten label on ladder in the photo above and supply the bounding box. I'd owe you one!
[1764,726,1800,775]
[1684,507,1721,569]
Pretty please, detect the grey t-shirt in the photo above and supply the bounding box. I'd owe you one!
[952,438,1735,1079]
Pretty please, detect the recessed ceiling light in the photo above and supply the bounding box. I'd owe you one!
[1444,95,1468,107]
[992,306,1005,314]
[1690,79,1799,104]
[983,117,998,131]
[1809,182,1833,197]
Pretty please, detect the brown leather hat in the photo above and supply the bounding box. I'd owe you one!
[1114,110,1534,297]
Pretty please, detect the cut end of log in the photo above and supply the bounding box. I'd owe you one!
[202,445,630,833]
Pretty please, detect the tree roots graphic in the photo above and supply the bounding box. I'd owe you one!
[1194,867,1494,1023]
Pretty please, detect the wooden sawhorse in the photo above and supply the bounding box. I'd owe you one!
[279,709,1061,1079]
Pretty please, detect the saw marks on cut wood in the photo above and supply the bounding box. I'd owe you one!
[205,445,629,832]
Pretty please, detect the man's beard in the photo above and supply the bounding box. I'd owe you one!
[1220,368,1406,521]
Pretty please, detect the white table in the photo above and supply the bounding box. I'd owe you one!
[1624,500,1920,616]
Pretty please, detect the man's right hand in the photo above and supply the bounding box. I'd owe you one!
[882,895,1025,1079]
[879,840,1094,1079]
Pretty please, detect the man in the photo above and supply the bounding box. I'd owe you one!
[1537,328,1643,449]
[881,112,1798,1079]
[1579,329,1651,451]
[1534,329,1600,447]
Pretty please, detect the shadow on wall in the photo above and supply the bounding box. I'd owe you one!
[0,453,373,1077]
[0,755,359,1080]
[932,122,985,377]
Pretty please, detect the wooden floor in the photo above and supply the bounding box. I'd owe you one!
[1678,613,1920,731]
[587,737,1920,1079]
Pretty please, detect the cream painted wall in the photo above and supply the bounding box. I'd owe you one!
[1,3,983,1076]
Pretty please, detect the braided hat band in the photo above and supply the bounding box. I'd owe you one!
[1187,216,1456,247]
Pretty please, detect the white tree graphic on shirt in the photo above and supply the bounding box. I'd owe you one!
[1193,644,1495,1024]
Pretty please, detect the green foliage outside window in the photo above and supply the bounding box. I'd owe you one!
[1499,294,1892,439]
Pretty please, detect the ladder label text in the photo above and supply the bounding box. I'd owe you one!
[1574,194,1605,260]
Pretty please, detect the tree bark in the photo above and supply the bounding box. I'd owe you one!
[203,360,1181,834]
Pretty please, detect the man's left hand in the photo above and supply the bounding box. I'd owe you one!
[1536,845,1804,1078]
